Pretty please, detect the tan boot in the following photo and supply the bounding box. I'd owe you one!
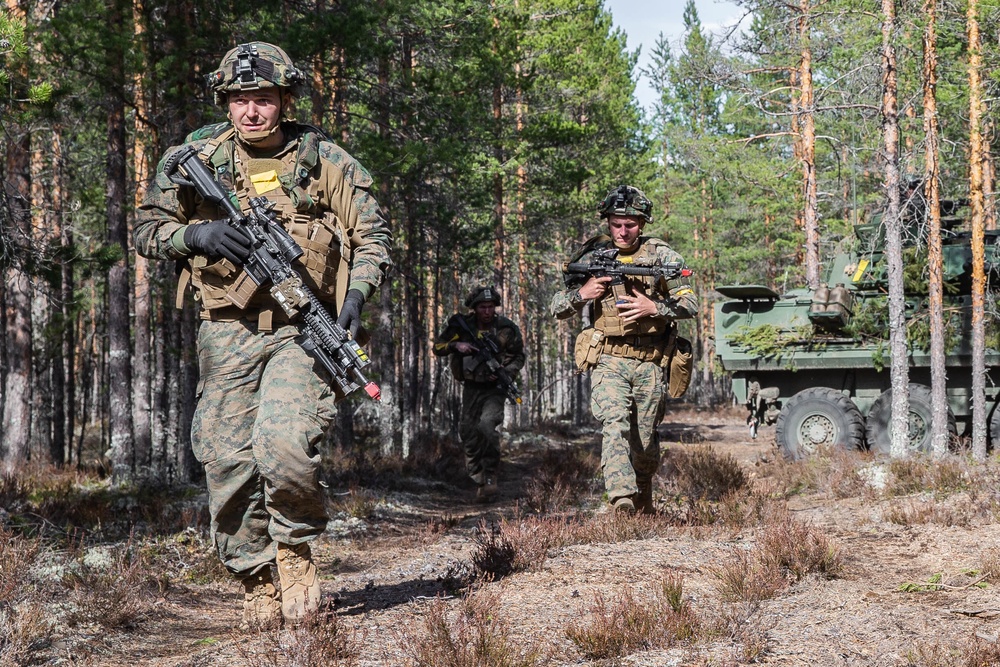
[612,496,636,515]
[276,542,321,622]
[241,570,281,630]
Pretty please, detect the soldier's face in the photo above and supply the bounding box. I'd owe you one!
[228,88,284,139]
[475,301,496,325]
[607,215,645,249]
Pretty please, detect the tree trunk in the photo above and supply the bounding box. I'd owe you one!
[2,132,33,473]
[922,0,948,457]
[799,0,820,290]
[105,0,135,481]
[881,0,910,458]
[967,0,988,460]
[131,0,155,477]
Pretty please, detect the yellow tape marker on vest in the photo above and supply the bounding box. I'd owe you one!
[250,169,281,195]
[852,258,869,283]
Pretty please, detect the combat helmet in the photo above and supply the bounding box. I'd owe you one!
[598,185,653,223]
[465,285,501,308]
[206,42,304,106]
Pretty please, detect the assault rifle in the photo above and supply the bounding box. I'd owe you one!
[449,314,522,405]
[564,247,691,286]
[164,145,381,401]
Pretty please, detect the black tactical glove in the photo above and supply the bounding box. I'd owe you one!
[183,220,252,266]
[336,289,366,338]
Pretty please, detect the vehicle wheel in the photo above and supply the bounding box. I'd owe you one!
[989,405,1000,451]
[865,383,955,456]
[775,387,866,460]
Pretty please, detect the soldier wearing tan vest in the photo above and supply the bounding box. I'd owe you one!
[134,42,392,628]
[551,185,697,515]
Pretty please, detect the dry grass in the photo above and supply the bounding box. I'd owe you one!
[884,497,977,527]
[0,601,50,667]
[62,538,166,630]
[522,446,600,513]
[663,445,749,502]
[329,487,380,520]
[711,506,842,603]
[233,612,362,667]
[764,447,871,499]
[885,456,971,496]
[471,520,524,582]
[757,507,843,580]
[404,589,548,667]
[711,547,786,604]
[979,547,1000,583]
[565,572,700,660]
[905,635,1000,667]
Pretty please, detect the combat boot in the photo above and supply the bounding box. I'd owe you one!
[612,496,636,515]
[276,542,321,622]
[635,479,655,515]
[240,569,281,630]
[476,476,498,503]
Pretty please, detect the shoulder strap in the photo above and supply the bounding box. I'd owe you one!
[570,234,612,263]
[197,125,237,165]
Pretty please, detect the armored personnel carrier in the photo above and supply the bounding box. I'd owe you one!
[714,198,1000,458]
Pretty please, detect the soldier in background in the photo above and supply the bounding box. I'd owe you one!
[134,42,392,627]
[550,185,697,514]
[434,286,525,502]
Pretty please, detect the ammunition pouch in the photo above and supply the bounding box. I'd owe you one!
[603,335,664,363]
[574,328,605,372]
[666,336,693,398]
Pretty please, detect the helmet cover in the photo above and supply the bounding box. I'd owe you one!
[206,42,304,105]
[465,285,501,308]
[598,185,653,223]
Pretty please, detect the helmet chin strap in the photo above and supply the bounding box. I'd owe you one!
[236,125,282,145]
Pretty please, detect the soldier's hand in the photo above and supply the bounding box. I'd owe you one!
[616,285,657,323]
[452,341,478,354]
[336,289,366,338]
[578,275,612,300]
[183,220,252,265]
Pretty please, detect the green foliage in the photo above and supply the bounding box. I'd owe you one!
[726,324,811,361]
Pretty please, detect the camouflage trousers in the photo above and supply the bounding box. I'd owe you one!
[192,319,336,578]
[459,383,506,485]
[590,354,668,502]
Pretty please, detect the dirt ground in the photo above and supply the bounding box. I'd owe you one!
[42,406,1000,666]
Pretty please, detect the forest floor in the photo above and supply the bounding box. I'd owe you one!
[11,405,1000,667]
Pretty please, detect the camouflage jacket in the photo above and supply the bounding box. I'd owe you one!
[134,121,392,306]
[433,313,525,384]
[550,234,698,325]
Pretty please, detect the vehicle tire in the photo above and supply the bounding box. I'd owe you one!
[989,405,1000,451]
[864,383,955,456]
[775,387,866,460]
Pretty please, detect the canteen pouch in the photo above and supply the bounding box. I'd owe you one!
[667,336,693,398]
[574,328,605,372]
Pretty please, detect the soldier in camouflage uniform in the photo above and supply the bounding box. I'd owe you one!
[433,286,525,502]
[133,42,392,627]
[550,186,697,515]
